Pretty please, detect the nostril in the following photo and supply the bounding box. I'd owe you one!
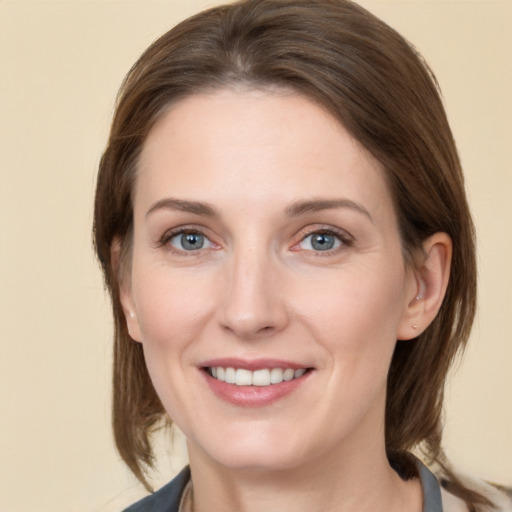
[221,322,275,337]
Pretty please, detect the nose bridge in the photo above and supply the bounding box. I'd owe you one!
[219,240,287,338]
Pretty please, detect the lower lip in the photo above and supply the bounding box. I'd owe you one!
[202,370,310,407]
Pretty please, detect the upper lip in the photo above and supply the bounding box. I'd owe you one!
[200,358,310,371]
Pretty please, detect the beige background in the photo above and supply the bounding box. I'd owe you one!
[0,1,510,511]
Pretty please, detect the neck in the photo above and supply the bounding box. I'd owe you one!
[186,429,422,512]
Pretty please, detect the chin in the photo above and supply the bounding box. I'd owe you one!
[187,426,312,473]
[208,450,305,473]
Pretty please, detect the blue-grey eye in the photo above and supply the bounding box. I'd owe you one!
[299,232,342,251]
[170,231,207,251]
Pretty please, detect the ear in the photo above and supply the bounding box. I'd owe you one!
[111,238,143,343]
[397,232,452,340]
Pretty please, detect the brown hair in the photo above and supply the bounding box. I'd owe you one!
[94,0,483,507]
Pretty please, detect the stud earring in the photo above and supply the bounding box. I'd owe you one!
[412,324,418,330]
[129,312,135,318]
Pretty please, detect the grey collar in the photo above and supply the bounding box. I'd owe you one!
[417,459,444,512]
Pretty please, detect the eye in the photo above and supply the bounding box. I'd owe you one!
[298,230,345,252]
[168,230,213,251]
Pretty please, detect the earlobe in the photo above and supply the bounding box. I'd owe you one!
[111,238,143,343]
[398,232,452,340]
[121,300,143,343]
[123,308,143,344]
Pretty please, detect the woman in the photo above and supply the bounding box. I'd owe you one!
[93,1,510,511]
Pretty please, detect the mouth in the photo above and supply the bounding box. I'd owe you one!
[205,366,310,386]
[200,358,314,406]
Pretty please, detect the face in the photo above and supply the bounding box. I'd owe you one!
[122,89,419,473]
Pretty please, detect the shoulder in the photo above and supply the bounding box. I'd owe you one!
[415,456,511,512]
[441,487,470,512]
[122,466,191,512]
[440,475,512,512]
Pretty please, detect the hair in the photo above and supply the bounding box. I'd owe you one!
[93,0,484,508]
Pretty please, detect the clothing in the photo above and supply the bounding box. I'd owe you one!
[122,459,444,512]
[123,466,190,512]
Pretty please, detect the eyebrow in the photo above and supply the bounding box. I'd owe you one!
[146,197,373,222]
[146,198,219,218]
[285,198,374,222]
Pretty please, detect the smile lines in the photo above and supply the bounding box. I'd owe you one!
[207,367,308,386]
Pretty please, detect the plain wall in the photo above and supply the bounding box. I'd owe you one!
[0,1,510,511]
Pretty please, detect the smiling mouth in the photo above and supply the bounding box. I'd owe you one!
[205,367,310,386]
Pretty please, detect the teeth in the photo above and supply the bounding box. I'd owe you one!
[253,369,270,386]
[283,368,295,381]
[225,367,236,384]
[235,368,252,386]
[209,366,308,386]
[270,368,284,384]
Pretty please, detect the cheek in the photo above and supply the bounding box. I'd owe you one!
[296,261,407,356]
[129,264,215,422]
[131,262,215,350]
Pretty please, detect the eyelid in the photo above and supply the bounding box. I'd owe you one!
[158,225,220,253]
[156,223,352,254]
[291,225,354,252]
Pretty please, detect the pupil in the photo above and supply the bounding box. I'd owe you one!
[312,233,334,251]
[182,233,204,250]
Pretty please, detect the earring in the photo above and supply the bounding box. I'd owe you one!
[129,312,135,318]
[412,324,418,330]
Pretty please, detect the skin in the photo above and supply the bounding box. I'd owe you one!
[120,89,451,512]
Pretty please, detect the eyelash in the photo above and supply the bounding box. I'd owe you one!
[159,228,217,255]
[158,226,353,256]
[292,226,353,255]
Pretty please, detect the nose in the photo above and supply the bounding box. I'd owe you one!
[217,246,289,340]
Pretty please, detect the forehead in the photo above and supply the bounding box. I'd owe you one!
[135,89,392,219]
